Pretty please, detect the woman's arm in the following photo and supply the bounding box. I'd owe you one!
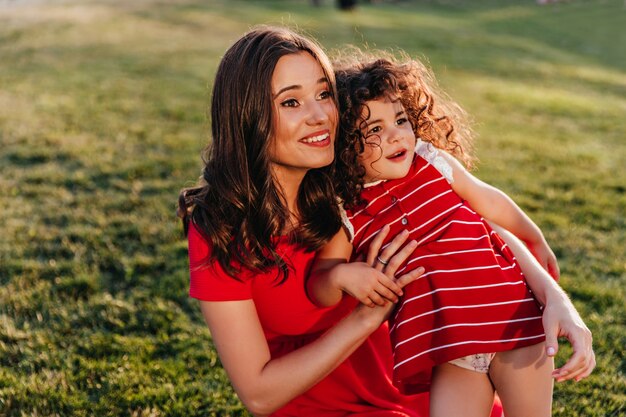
[203,227,423,416]
[442,152,560,279]
[490,223,595,383]
[201,298,376,416]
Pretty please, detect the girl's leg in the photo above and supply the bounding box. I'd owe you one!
[488,343,554,417]
[430,362,494,417]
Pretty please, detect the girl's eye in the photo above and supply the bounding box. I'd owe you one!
[397,117,408,125]
[281,99,299,108]
[366,126,381,136]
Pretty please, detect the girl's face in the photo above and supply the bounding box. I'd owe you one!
[358,95,417,183]
[268,52,337,181]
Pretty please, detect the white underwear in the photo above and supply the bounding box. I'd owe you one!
[449,353,496,373]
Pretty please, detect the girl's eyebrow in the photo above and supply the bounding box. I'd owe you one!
[364,111,406,127]
[273,77,329,99]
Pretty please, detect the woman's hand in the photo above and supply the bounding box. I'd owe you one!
[543,290,595,382]
[490,223,595,382]
[352,225,424,325]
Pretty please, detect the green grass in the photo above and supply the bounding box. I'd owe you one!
[0,0,624,415]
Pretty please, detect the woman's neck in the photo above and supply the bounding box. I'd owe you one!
[270,165,306,231]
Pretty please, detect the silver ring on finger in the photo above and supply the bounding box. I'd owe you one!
[377,256,389,266]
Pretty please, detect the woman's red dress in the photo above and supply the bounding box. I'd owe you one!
[188,223,503,416]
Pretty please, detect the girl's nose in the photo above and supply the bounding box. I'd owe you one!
[387,125,403,143]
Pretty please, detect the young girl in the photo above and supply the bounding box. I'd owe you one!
[307,55,558,416]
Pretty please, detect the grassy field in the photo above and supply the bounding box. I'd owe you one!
[0,0,624,415]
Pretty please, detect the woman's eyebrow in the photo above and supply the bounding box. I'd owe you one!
[273,77,328,99]
[273,84,300,98]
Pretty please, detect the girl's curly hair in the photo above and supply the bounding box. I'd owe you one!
[332,50,476,210]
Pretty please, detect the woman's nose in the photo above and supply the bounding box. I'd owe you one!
[307,101,330,124]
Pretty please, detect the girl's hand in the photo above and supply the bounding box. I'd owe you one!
[333,262,406,307]
[543,291,595,382]
[527,238,560,281]
[336,227,422,307]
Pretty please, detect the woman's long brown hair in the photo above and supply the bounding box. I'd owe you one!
[178,26,341,282]
[332,50,476,210]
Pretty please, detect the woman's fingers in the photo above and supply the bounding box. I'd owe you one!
[554,330,595,382]
[554,351,595,382]
[366,225,391,266]
[383,239,417,276]
[395,266,425,289]
[575,354,596,382]
[544,305,595,383]
[375,230,411,271]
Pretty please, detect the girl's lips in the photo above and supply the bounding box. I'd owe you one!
[386,149,408,161]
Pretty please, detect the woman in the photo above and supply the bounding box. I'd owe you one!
[178,26,594,416]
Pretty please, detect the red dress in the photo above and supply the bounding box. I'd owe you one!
[188,223,430,416]
[345,143,545,395]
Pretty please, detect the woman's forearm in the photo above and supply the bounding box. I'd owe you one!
[491,222,594,382]
[201,300,382,416]
[251,307,381,415]
[489,222,557,303]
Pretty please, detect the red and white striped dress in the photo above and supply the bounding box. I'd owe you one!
[343,140,545,394]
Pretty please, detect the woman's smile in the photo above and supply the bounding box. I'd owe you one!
[300,129,332,146]
[269,52,338,177]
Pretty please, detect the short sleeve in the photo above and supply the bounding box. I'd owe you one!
[188,223,252,301]
[415,138,454,183]
[337,201,355,242]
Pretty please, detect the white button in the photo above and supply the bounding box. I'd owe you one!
[401,217,408,225]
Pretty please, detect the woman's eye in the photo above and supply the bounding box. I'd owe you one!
[319,90,332,99]
[281,99,299,108]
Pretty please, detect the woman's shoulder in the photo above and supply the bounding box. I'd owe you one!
[187,222,255,301]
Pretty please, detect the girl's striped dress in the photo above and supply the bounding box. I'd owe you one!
[343,140,545,394]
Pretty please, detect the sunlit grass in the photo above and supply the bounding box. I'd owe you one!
[1,0,624,415]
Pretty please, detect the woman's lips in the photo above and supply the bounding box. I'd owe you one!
[300,131,331,147]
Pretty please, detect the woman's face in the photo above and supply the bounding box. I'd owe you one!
[268,52,338,181]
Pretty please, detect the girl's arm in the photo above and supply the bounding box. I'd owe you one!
[307,226,412,308]
[489,222,595,383]
[441,152,560,279]
[202,228,423,416]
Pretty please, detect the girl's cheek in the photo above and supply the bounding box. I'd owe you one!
[360,146,379,165]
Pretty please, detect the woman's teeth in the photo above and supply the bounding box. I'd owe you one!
[302,133,329,143]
